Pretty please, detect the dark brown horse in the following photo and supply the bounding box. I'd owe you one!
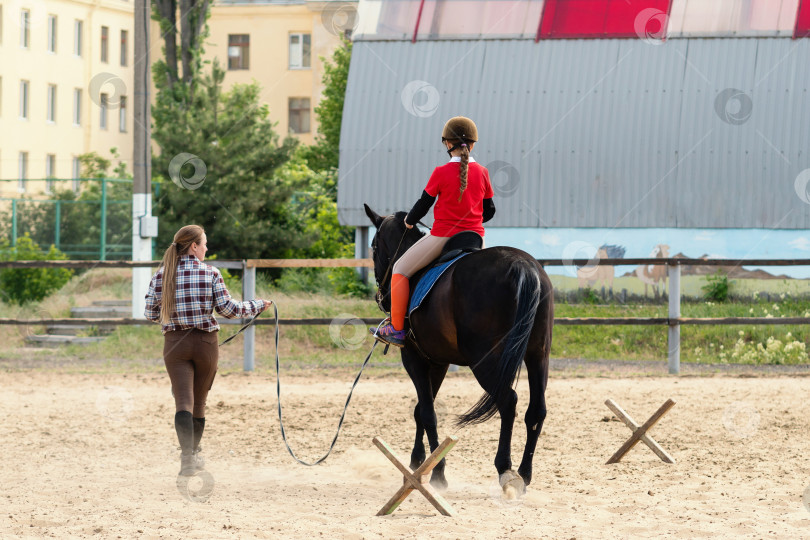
[364,204,554,493]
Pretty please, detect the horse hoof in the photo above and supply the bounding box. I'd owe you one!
[498,470,526,498]
[430,475,449,491]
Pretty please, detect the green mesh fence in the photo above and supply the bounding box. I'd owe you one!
[0,178,160,260]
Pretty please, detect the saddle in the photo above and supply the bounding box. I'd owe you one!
[408,231,483,316]
[434,231,483,264]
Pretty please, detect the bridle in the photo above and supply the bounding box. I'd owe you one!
[372,217,423,314]
[373,227,408,313]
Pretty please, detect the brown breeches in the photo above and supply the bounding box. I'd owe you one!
[163,329,219,418]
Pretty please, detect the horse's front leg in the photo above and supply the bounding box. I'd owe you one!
[410,402,426,470]
[402,348,449,489]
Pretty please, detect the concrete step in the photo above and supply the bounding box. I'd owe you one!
[25,335,106,347]
[92,300,132,307]
[46,324,115,336]
[70,306,131,319]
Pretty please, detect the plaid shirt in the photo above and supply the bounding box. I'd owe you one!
[145,255,264,334]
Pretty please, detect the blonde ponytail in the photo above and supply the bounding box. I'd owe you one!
[159,225,204,324]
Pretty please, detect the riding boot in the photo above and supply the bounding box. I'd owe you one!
[390,274,410,331]
[370,274,410,347]
[175,411,195,476]
[192,417,206,471]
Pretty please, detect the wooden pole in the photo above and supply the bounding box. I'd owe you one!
[606,399,676,464]
[373,435,458,516]
[605,399,675,464]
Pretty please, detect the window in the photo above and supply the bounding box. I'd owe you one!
[72,157,81,191]
[73,88,82,125]
[46,154,56,193]
[100,25,108,62]
[288,97,310,133]
[18,152,28,193]
[74,20,83,56]
[19,80,29,119]
[119,96,127,132]
[538,0,672,39]
[289,33,311,69]
[100,93,108,129]
[47,84,56,122]
[20,9,30,48]
[795,0,810,38]
[668,0,799,37]
[228,34,250,69]
[47,15,57,52]
[120,30,128,66]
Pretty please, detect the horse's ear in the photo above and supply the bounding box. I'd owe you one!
[364,204,385,229]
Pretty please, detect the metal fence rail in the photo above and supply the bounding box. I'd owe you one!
[2,257,809,374]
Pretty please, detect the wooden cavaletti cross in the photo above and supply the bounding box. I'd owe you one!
[372,435,458,516]
[605,398,676,464]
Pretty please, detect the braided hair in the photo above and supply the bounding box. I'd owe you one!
[457,142,470,201]
[444,139,471,201]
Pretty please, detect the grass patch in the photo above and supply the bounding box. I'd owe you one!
[553,298,810,364]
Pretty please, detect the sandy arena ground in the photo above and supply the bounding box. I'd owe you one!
[1,368,809,539]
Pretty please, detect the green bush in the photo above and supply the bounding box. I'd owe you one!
[0,235,73,304]
[702,270,731,302]
[329,267,373,298]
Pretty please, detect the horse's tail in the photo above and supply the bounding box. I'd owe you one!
[456,259,542,427]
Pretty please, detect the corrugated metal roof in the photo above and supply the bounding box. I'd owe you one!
[338,38,810,229]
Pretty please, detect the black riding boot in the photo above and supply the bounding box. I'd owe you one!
[192,417,206,470]
[174,411,195,476]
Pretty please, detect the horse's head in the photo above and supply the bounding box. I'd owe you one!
[364,204,425,312]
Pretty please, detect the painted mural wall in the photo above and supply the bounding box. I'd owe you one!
[484,227,810,296]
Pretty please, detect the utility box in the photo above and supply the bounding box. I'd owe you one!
[139,216,159,238]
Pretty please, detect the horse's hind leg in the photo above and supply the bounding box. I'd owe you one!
[466,353,519,478]
[494,388,519,476]
[517,346,549,486]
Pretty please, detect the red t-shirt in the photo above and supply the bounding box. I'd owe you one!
[425,160,493,237]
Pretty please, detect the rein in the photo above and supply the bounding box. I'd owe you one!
[219,311,263,346]
[271,303,386,466]
[220,303,385,466]
[375,226,410,313]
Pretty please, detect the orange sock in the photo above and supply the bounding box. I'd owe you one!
[390,274,410,331]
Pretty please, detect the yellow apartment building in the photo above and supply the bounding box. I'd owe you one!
[0,0,353,200]
[0,0,135,198]
[196,0,354,145]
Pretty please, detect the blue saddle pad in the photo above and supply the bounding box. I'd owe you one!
[408,253,469,315]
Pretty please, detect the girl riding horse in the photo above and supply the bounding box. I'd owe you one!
[372,116,496,348]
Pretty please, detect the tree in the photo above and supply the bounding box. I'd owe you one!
[152,0,210,88]
[151,61,300,259]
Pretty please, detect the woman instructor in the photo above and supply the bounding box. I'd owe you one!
[145,225,270,476]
